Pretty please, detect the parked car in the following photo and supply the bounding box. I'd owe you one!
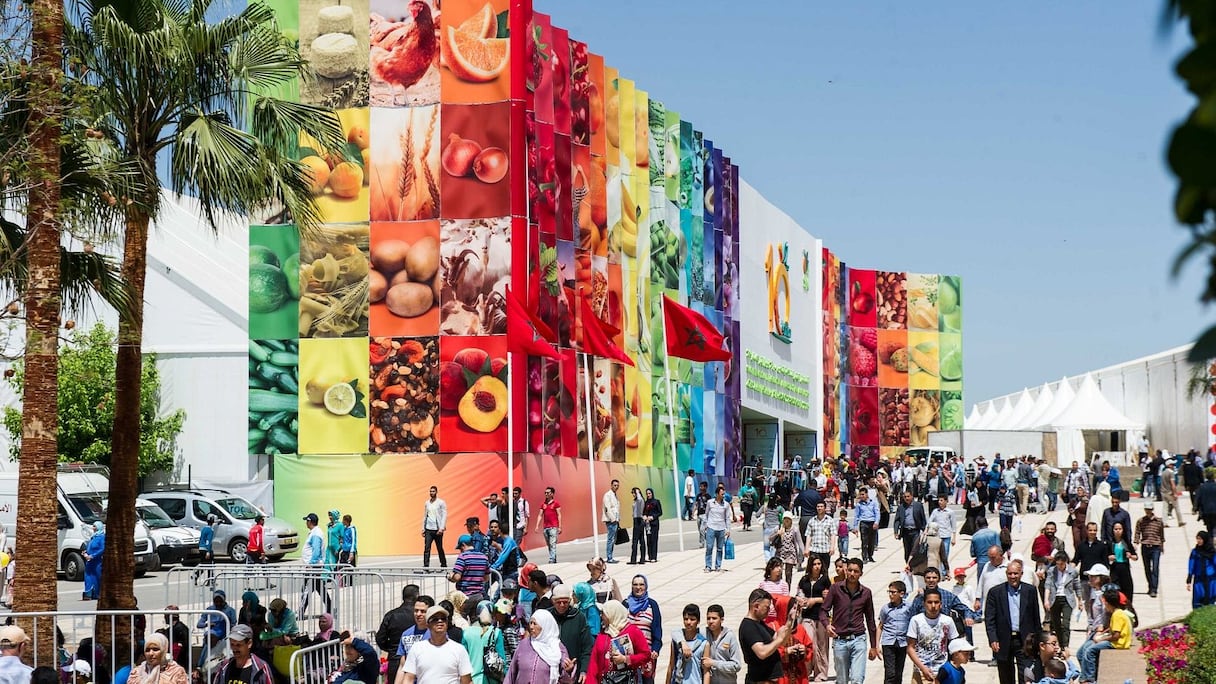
[142,488,299,562]
[136,498,201,570]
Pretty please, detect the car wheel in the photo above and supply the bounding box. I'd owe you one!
[149,552,163,572]
[134,567,147,578]
[267,554,286,563]
[229,538,249,563]
[63,551,85,582]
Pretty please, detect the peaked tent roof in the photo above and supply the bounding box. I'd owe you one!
[1032,377,1076,429]
[991,388,1034,430]
[972,398,1005,429]
[965,404,982,429]
[1038,374,1144,431]
[986,397,1017,430]
[1014,383,1055,430]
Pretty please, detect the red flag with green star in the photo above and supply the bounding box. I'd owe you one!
[662,295,731,362]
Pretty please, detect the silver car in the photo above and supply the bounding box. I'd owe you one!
[143,489,299,562]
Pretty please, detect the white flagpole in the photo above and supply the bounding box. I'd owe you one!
[583,352,601,559]
[507,351,516,541]
[663,298,687,552]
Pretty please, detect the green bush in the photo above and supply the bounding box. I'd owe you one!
[1184,606,1216,683]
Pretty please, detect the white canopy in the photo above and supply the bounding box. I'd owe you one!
[965,404,982,429]
[1014,383,1055,430]
[1031,378,1076,430]
[991,389,1034,430]
[1038,374,1144,431]
[973,398,1005,429]
[986,397,1016,430]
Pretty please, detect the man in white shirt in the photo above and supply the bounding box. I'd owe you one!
[974,545,1009,617]
[0,625,31,684]
[703,484,734,572]
[422,486,447,568]
[927,496,956,572]
[684,470,696,521]
[401,605,472,684]
[602,480,621,564]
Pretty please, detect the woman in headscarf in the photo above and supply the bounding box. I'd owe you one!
[1085,482,1112,530]
[82,521,105,601]
[764,595,811,684]
[238,592,266,627]
[759,494,783,562]
[585,559,622,604]
[1188,530,1216,608]
[629,488,646,565]
[127,633,187,684]
[310,613,337,645]
[326,510,344,568]
[586,601,650,684]
[465,600,507,684]
[448,590,470,628]
[641,490,662,563]
[624,576,661,684]
[573,583,602,637]
[505,609,571,684]
[519,563,540,621]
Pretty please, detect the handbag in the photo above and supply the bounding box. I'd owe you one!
[724,538,735,560]
[483,627,506,680]
[769,532,783,549]
[616,527,630,545]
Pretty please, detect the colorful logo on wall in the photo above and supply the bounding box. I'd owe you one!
[765,241,791,343]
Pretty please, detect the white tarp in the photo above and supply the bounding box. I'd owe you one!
[1015,383,1055,430]
[1037,374,1144,431]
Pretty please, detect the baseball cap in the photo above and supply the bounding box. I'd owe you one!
[0,626,27,647]
[1085,563,1111,577]
[500,578,518,592]
[456,534,473,549]
[947,638,975,655]
[65,660,92,677]
[425,605,449,623]
[228,625,254,641]
[303,513,319,524]
[952,567,968,578]
[213,588,226,599]
[1144,502,1155,510]
[465,516,479,526]
[494,598,514,615]
[552,584,573,599]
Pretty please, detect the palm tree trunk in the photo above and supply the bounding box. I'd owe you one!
[17,0,64,664]
[97,209,147,664]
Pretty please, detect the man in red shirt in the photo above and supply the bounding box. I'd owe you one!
[247,515,266,565]
[534,487,562,563]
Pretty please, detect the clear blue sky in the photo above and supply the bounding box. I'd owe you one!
[538,0,1208,405]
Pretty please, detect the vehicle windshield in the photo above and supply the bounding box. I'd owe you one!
[214,497,261,520]
[136,503,175,529]
[68,496,105,524]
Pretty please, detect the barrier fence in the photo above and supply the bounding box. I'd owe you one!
[162,564,502,639]
[288,637,345,684]
[4,609,232,681]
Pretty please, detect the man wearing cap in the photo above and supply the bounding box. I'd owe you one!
[1133,502,1166,598]
[0,625,31,684]
[212,624,274,684]
[449,535,489,595]
[935,639,975,684]
[984,560,1040,684]
[422,486,448,568]
[247,515,266,565]
[198,589,238,666]
[64,660,92,684]
[549,584,592,683]
[464,517,489,556]
[401,605,473,684]
[300,513,332,616]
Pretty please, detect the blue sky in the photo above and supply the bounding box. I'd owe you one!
[537,0,1207,404]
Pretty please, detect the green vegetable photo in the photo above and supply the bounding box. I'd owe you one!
[250,225,302,340]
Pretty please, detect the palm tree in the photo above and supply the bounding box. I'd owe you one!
[1186,359,1216,401]
[64,0,342,618]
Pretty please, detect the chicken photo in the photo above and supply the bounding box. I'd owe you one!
[370,0,439,106]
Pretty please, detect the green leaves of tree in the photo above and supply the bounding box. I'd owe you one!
[1,323,185,475]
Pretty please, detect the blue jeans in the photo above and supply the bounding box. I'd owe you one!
[833,633,867,684]
[837,536,848,558]
[1077,639,1112,681]
[544,527,559,563]
[939,537,951,570]
[605,521,618,561]
[1142,544,1162,593]
[705,528,725,569]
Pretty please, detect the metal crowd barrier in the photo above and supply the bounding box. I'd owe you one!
[163,564,501,641]
[288,637,345,684]
[4,609,231,681]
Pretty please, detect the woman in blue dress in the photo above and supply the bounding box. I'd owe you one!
[82,521,105,600]
[1188,530,1216,608]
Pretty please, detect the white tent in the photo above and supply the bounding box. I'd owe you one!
[991,389,1034,430]
[965,404,982,429]
[1032,378,1076,430]
[984,398,1014,429]
[973,398,1004,429]
[1037,374,1144,465]
[1014,383,1055,430]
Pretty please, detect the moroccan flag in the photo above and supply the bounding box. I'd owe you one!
[663,295,731,362]
[580,297,634,366]
[506,287,561,360]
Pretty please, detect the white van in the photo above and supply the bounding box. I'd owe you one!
[905,446,958,463]
[0,466,155,581]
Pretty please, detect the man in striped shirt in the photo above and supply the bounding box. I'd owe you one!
[448,535,489,596]
[1133,503,1165,598]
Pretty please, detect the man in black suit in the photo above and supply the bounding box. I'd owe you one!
[984,560,1041,684]
[892,490,927,562]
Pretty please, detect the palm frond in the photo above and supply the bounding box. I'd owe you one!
[0,217,132,318]
[251,97,342,157]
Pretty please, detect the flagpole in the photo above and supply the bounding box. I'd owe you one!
[582,352,601,559]
[507,350,516,546]
[662,297,687,553]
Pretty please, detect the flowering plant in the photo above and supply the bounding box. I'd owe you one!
[1136,624,1192,684]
